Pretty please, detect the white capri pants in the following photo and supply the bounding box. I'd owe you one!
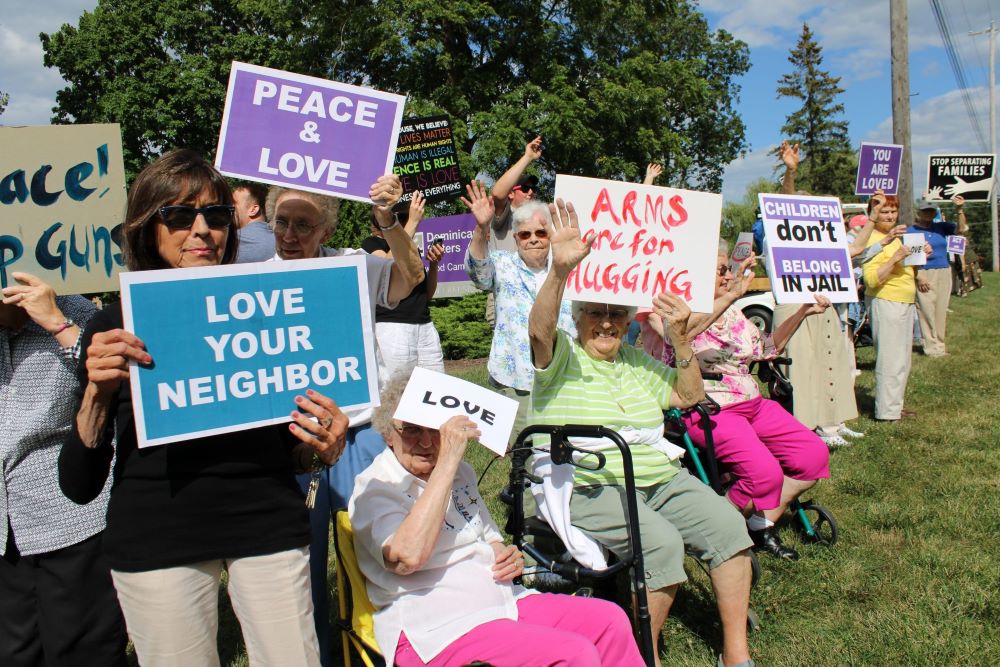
[111,547,320,667]
[376,320,445,384]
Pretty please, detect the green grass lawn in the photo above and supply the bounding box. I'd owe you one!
[217,274,1000,666]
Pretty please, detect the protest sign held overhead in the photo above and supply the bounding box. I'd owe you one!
[926,154,996,202]
[215,61,406,204]
[0,124,127,294]
[553,175,721,313]
[758,193,858,304]
[121,256,379,448]
[947,235,967,255]
[393,367,518,456]
[855,142,903,195]
[412,213,477,298]
[393,115,463,205]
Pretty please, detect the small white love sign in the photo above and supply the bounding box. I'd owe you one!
[393,367,518,456]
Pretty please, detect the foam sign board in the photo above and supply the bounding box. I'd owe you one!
[393,115,463,204]
[855,142,903,195]
[947,235,967,255]
[121,256,378,447]
[902,233,927,266]
[553,175,721,312]
[926,154,996,202]
[730,231,754,275]
[758,193,858,304]
[0,124,127,294]
[393,367,518,456]
[411,213,477,298]
[215,61,406,203]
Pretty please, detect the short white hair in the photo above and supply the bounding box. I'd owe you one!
[511,200,552,231]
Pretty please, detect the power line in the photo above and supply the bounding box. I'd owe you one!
[931,0,990,149]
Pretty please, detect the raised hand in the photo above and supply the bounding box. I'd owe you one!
[525,135,543,162]
[869,188,886,218]
[952,194,965,208]
[651,292,692,343]
[728,254,756,299]
[409,190,426,226]
[780,140,800,170]
[438,415,479,468]
[461,180,495,229]
[371,174,403,227]
[425,241,445,264]
[1,272,65,332]
[801,294,831,316]
[644,162,663,185]
[547,198,595,275]
[289,388,348,466]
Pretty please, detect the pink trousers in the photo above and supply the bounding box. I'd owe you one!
[683,395,830,512]
[394,593,644,667]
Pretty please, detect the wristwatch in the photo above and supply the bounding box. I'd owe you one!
[676,351,695,368]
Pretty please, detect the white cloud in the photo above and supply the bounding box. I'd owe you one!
[864,85,993,193]
[719,146,780,202]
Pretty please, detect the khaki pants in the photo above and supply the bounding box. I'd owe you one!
[915,267,952,356]
[870,298,915,420]
[111,547,319,667]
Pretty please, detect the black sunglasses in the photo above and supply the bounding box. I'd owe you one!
[514,184,536,194]
[158,205,235,231]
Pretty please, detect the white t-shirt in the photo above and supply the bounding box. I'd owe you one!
[349,449,533,662]
[270,247,394,426]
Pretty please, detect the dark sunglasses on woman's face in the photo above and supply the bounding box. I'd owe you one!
[717,265,733,277]
[513,184,535,194]
[157,205,235,231]
[515,229,549,241]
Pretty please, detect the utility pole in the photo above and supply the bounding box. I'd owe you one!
[890,0,913,227]
[971,22,1000,271]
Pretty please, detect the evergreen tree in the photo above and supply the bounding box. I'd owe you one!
[0,90,8,117]
[776,23,856,196]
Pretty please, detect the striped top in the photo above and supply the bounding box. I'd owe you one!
[530,331,681,487]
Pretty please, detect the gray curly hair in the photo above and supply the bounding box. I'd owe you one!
[265,186,341,232]
[371,366,418,441]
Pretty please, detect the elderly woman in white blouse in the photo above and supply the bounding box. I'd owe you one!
[349,369,643,667]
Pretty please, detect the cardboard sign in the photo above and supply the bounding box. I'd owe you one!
[0,124,127,294]
[902,233,927,266]
[926,154,997,202]
[412,213,477,298]
[215,61,406,204]
[758,193,858,304]
[553,175,721,312]
[730,232,754,275]
[121,256,379,447]
[855,142,903,195]
[946,235,967,255]
[392,367,518,456]
[393,115,463,205]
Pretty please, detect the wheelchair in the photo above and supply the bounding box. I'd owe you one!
[747,357,839,547]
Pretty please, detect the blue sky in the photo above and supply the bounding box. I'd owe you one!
[2,0,998,201]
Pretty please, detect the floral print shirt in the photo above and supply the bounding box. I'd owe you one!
[466,249,577,391]
[641,305,776,408]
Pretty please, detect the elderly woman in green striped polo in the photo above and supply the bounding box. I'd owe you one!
[526,199,756,667]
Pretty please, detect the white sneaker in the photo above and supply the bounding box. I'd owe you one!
[821,434,851,448]
[838,425,865,439]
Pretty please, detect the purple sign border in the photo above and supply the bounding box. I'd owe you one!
[215,61,406,204]
[855,141,903,196]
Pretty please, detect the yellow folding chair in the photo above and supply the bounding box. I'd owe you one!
[333,510,383,667]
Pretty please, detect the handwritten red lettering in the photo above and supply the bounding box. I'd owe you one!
[590,188,621,225]
[622,190,641,226]
[667,195,687,227]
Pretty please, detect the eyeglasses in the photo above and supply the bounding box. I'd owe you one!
[582,306,630,323]
[393,423,436,442]
[513,184,536,194]
[717,265,733,277]
[158,205,234,231]
[515,229,549,241]
[268,218,323,236]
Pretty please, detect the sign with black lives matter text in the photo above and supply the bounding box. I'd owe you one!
[0,124,127,294]
[758,193,858,305]
[121,256,378,448]
[926,154,997,202]
[215,61,406,203]
[553,175,721,313]
[393,115,463,205]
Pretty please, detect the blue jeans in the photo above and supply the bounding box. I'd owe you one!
[296,423,386,667]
